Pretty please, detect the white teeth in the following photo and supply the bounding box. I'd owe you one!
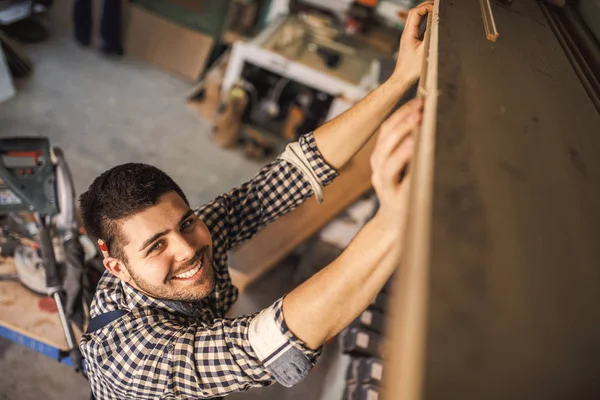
[174,261,202,279]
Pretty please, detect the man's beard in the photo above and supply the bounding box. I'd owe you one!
[126,248,216,302]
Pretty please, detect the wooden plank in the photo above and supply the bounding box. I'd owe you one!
[125,5,214,81]
[0,259,80,351]
[384,6,438,400]
[229,136,376,283]
[395,0,600,398]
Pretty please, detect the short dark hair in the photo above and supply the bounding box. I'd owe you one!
[79,163,189,261]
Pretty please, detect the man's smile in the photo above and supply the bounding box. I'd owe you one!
[169,246,209,281]
[172,259,203,280]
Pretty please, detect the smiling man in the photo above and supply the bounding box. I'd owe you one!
[78,3,433,399]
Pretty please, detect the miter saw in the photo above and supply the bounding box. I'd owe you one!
[0,137,101,371]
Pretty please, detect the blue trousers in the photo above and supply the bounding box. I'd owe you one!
[73,0,122,51]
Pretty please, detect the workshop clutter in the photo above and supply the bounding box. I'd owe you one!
[187,4,390,160]
[341,277,392,400]
[0,137,105,372]
[187,59,278,161]
[316,193,390,400]
[127,0,420,162]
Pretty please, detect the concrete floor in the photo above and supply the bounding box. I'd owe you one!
[0,5,343,400]
[0,8,264,205]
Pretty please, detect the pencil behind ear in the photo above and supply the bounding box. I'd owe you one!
[98,239,109,258]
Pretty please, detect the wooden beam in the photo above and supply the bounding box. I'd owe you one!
[384,0,600,398]
[383,4,439,399]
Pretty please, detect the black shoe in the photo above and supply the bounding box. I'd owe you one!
[100,44,124,56]
[74,32,91,47]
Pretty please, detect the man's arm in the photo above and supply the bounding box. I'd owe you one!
[283,97,423,349]
[84,301,322,399]
[198,132,337,251]
[198,2,433,251]
[313,1,433,170]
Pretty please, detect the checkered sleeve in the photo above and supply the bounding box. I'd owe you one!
[199,132,337,251]
[84,304,321,399]
[247,297,323,387]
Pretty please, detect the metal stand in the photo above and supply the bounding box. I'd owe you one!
[35,213,83,371]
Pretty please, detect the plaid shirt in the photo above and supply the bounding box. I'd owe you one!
[80,133,338,400]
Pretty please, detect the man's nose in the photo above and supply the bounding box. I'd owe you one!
[171,233,196,263]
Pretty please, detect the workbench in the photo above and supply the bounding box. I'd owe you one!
[0,259,80,367]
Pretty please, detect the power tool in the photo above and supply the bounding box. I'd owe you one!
[0,136,96,371]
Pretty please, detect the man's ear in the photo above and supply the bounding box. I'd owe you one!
[103,257,133,283]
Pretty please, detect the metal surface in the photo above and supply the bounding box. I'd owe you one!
[52,292,76,351]
[14,245,46,294]
[0,137,58,217]
[52,147,78,240]
[0,44,15,103]
[35,212,82,369]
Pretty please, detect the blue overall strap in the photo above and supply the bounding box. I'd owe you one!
[86,310,128,334]
[86,310,129,400]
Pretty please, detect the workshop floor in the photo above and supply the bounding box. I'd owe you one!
[0,5,341,400]
[0,6,263,205]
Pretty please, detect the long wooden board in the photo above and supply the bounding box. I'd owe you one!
[384,6,438,399]
[386,0,600,398]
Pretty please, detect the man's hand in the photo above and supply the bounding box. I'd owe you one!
[311,2,431,170]
[370,99,423,232]
[282,100,423,350]
[393,1,434,84]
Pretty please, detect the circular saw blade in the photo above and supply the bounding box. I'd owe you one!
[14,245,47,294]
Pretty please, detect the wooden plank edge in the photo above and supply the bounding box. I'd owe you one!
[383,1,440,399]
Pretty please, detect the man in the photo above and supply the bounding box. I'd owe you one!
[79,2,433,399]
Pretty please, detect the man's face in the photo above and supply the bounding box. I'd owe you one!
[115,192,215,302]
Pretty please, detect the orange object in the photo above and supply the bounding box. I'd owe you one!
[356,0,379,7]
[6,151,42,165]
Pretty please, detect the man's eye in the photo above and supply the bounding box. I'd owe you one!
[148,241,164,254]
[181,219,194,231]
